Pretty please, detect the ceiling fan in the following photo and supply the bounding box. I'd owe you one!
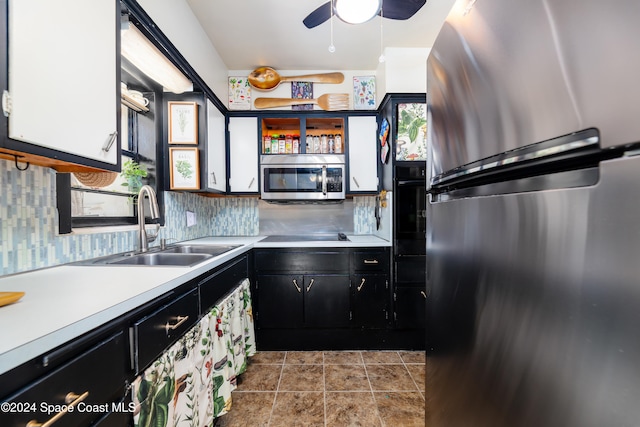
[303,0,427,29]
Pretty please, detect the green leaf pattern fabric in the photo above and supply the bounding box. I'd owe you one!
[133,279,256,427]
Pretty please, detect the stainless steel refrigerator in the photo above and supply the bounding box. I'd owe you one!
[426,1,640,426]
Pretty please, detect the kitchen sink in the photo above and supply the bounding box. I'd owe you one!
[73,244,242,267]
[162,244,241,256]
[108,252,211,266]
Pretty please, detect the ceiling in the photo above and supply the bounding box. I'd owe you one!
[184,0,457,71]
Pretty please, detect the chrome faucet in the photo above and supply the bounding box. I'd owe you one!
[137,185,160,252]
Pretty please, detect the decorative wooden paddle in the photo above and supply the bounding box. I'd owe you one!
[254,94,350,111]
[248,67,344,90]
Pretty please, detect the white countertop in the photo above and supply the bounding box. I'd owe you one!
[0,235,389,375]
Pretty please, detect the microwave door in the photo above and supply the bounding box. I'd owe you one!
[266,168,303,191]
[264,167,321,192]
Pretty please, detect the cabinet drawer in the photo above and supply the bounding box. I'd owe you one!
[395,256,426,284]
[352,250,389,272]
[0,332,127,427]
[255,249,349,272]
[131,289,199,373]
[200,256,248,313]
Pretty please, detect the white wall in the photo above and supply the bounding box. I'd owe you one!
[379,47,431,94]
[137,0,229,98]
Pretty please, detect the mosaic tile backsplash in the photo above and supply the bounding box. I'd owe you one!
[0,159,377,276]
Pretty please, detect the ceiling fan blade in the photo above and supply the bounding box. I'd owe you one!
[303,2,332,29]
[381,0,426,20]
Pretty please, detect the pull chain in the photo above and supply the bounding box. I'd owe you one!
[328,0,336,53]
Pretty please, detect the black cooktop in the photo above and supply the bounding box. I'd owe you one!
[261,233,349,242]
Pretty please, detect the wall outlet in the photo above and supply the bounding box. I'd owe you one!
[186,211,196,227]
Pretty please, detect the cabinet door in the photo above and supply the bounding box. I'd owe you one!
[394,286,427,329]
[206,99,227,192]
[7,0,118,166]
[352,274,388,329]
[347,116,378,193]
[257,274,304,328]
[0,332,127,427]
[304,274,350,328]
[229,116,259,193]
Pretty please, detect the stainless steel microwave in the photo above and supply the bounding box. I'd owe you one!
[260,154,345,201]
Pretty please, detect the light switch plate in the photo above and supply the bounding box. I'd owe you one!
[186,211,196,227]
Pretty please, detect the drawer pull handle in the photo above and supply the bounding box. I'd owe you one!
[357,278,366,292]
[363,259,379,264]
[27,391,89,427]
[292,279,302,293]
[421,291,427,299]
[306,278,315,293]
[165,315,189,333]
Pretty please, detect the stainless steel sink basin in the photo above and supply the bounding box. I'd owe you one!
[162,244,241,256]
[107,252,211,266]
[72,243,242,267]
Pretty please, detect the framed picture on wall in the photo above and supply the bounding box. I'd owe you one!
[396,103,427,161]
[169,147,200,190]
[228,76,251,110]
[168,101,198,144]
[353,76,376,110]
[291,82,314,110]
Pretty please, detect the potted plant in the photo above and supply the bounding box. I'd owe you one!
[120,159,147,195]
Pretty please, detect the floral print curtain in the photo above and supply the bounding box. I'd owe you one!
[133,279,256,427]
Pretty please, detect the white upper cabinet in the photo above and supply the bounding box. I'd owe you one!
[347,115,379,193]
[228,116,259,193]
[206,99,226,192]
[6,0,118,167]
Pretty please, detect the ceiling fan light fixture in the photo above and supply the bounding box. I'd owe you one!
[335,0,382,24]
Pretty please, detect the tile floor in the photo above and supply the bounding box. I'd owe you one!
[215,350,425,427]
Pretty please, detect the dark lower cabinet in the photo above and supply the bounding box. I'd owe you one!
[394,286,427,329]
[351,249,390,329]
[254,247,396,349]
[257,273,351,328]
[304,274,351,328]
[351,273,388,328]
[257,274,304,328]
[0,332,128,427]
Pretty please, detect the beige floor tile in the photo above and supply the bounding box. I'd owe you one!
[325,364,371,391]
[362,351,403,364]
[279,364,324,391]
[250,351,286,364]
[407,364,426,392]
[236,364,281,391]
[326,392,382,427]
[269,391,324,427]
[215,391,275,427]
[399,350,426,364]
[285,351,324,365]
[324,351,364,365]
[367,364,419,391]
[374,392,426,427]
[224,351,426,426]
